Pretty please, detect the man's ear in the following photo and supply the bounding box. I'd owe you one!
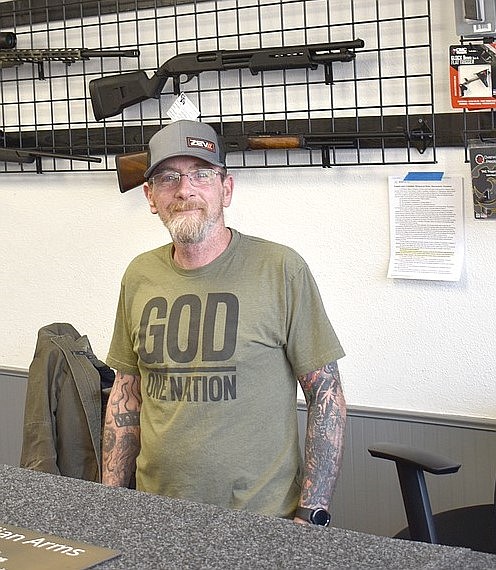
[222,174,234,208]
[144,183,158,214]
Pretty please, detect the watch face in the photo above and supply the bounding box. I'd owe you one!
[311,508,330,526]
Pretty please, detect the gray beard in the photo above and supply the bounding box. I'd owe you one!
[161,211,215,244]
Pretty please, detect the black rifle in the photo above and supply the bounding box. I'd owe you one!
[89,39,365,121]
[0,32,139,80]
[0,148,101,173]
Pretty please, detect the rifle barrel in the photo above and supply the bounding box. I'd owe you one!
[0,148,102,164]
[0,47,139,63]
[80,49,140,59]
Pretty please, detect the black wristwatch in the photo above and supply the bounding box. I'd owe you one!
[295,506,331,527]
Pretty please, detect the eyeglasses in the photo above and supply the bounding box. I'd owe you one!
[149,168,223,190]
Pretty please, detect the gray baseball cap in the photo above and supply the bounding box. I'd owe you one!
[144,120,225,179]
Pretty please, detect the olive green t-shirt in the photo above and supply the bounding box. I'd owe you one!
[107,229,344,517]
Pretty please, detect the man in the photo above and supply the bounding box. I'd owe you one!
[103,119,346,527]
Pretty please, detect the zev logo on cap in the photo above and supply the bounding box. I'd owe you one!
[187,137,216,153]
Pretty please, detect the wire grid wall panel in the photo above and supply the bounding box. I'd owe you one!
[0,0,436,173]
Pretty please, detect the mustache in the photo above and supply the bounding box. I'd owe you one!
[167,200,205,214]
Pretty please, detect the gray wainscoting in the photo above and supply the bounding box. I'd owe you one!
[0,367,27,467]
[1,367,495,539]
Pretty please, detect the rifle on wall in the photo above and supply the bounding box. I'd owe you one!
[0,148,101,173]
[114,127,431,193]
[89,39,365,121]
[0,32,139,80]
[0,116,434,161]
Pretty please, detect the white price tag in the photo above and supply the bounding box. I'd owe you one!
[167,93,200,121]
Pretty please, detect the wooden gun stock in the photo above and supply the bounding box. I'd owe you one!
[223,134,305,151]
[115,150,149,193]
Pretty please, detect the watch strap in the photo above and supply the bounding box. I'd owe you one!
[295,506,331,526]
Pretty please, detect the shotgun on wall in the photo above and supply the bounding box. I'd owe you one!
[89,39,365,121]
[114,128,429,193]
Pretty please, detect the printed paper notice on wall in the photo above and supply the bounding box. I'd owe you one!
[387,175,465,281]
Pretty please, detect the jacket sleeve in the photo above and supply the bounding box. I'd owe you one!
[20,339,63,475]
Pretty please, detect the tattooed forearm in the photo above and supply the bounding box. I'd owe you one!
[297,361,346,510]
[102,371,142,487]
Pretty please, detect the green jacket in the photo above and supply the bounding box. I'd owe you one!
[20,323,111,482]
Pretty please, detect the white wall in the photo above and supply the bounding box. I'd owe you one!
[2,1,495,419]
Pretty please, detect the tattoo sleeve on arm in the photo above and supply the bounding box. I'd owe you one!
[102,371,142,487]
[297,361,347,510]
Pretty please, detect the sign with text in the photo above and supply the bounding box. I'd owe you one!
[387,175,465,281]
[0,523,119,569]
